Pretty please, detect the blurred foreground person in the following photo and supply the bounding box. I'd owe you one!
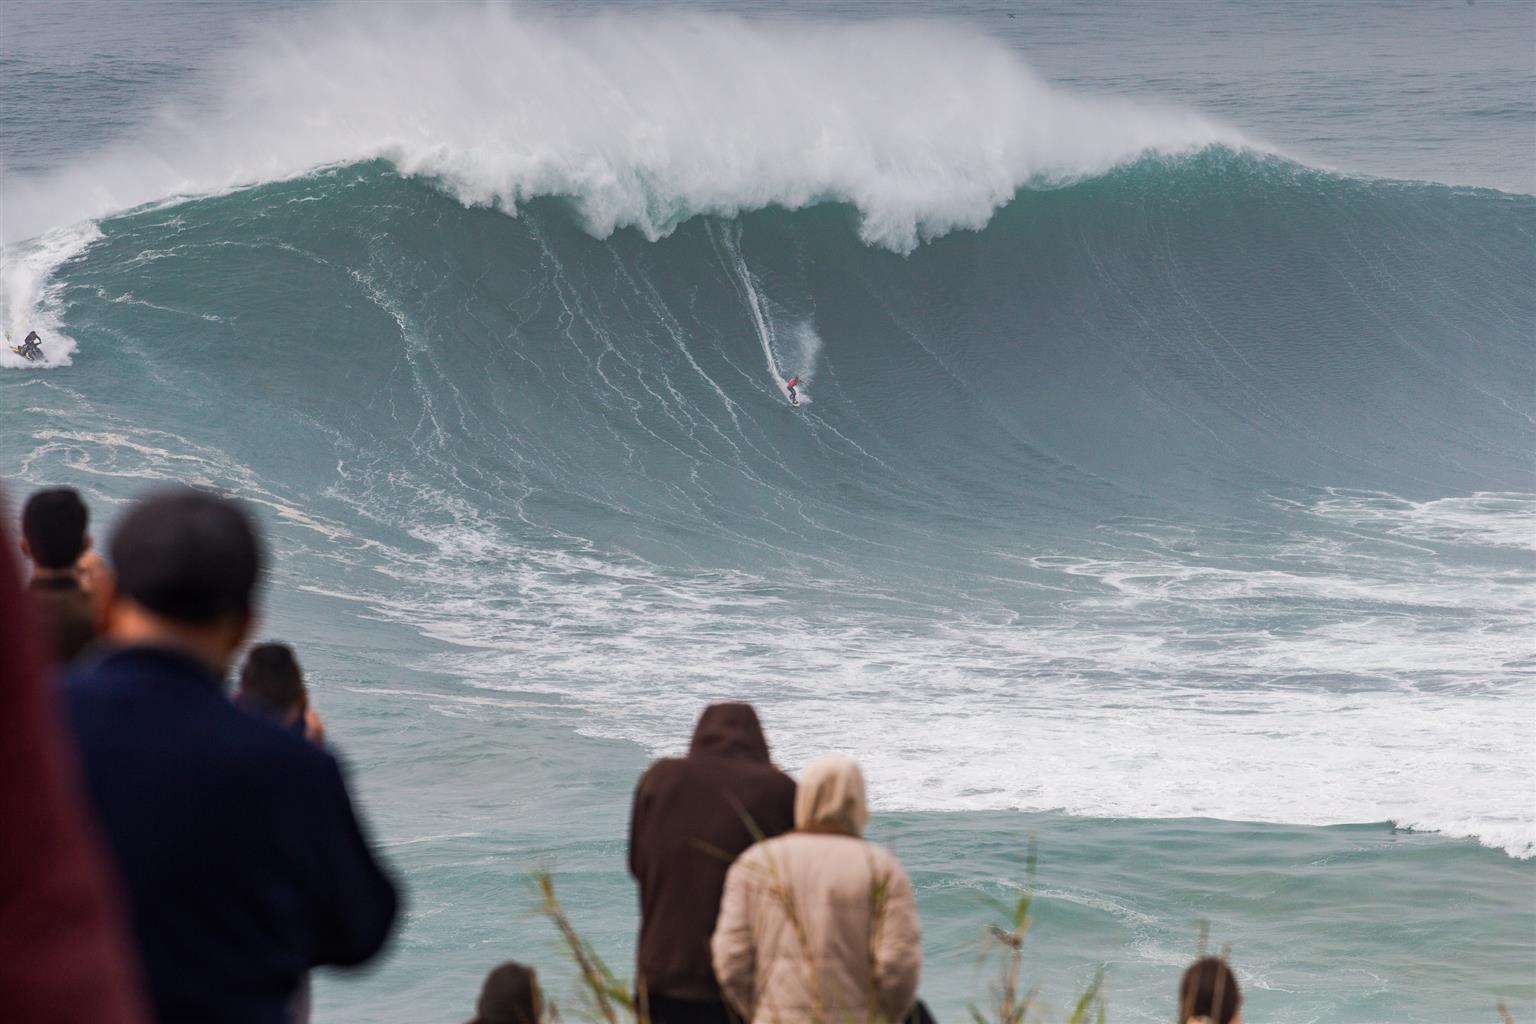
[712,754,921,1024]
[1179,957,1242,1024]
[20,486,99,662]
[466,961,542,1024]
[630,703,797,1024]
[63,489,399,1024]
[233,642,327,1020]
[0,497,147,1023]
[236,642,327,744]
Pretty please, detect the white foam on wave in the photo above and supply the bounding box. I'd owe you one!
[0,223,101,369]
[0,4,1250,253]
[10,421,350,542]
[299,458,1536,858]
[1299,489,1536,552]
[12,395,1530,857]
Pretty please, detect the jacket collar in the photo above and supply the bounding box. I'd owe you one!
[93,643,228,694]
[28,573,82,591]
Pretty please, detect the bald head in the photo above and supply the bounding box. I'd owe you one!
[111,489,263,624]
[105,489,264,672]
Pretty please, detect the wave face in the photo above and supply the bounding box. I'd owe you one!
[7,141,1533,856]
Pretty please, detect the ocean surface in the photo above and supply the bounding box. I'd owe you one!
[2,2,1533,1021]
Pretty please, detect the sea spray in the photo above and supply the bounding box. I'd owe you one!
[0,6,1249,250]
[0,223,100,368]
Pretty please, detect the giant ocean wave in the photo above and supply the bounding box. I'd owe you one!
[2,8,1533,856]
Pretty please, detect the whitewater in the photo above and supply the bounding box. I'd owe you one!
[3,3,1533,1021]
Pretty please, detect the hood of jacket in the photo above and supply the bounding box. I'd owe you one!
[629,703,797,1002]
[794,754,870,836]
[688,703,771,762]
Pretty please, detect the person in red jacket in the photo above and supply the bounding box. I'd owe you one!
[0,494,148,1024]
[785,376,800,406]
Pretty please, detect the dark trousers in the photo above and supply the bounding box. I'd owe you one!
[643,994,934,1024]
[908,1001,938,1024]
[643,994,735,1024]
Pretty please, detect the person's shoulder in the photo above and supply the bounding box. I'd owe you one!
[635,755,689,788]
[860,840,911,878]
[736,830,829,874]
[226,707,335,768]
[730,835,778,872]
[740,760,797,801]
[62,657,120,702]
[222,711,353,808]
[764,763,796,789]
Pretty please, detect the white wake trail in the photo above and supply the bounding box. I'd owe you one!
[718,224,784,396]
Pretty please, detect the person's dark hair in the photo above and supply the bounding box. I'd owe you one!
[110,489,263,624]
[238,643,306,712]
[21,488,89,569]
[468,961,540,1024]
[1179,956,1242,1024]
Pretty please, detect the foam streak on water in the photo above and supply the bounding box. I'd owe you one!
[339,488,1536,859]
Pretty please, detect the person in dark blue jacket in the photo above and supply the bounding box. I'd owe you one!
[63,488,399,1024]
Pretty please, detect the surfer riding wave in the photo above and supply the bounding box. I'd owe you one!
[11,331,43,361]
[785,376,800,407]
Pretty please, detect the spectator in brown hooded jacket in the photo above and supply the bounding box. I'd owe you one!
[629,703,797,1024]
[19,487,100,664]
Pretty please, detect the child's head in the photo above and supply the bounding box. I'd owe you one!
[468,961,541,1024]
[1179,956,1242,1024]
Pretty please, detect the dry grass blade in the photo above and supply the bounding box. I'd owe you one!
[866,861,894,1024]
[1065,968,1105,1024]
[534,870,636,1024]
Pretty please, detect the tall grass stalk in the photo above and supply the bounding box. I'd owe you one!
[532,864,1513,1024]
[534,870,639,1024]
[535,842,1107,1024]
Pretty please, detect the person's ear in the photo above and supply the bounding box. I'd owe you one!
[210,612,257,672]
[94,574,119,633]
[230,611,258,655]
[82,533,93,553]
[19,537,30,559]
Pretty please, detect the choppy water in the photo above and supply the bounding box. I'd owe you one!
[2,2,1533,1022]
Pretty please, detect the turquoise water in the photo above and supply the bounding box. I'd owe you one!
[2,3,1533,1021]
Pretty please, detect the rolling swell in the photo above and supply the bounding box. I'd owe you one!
[48,148,1536,505]
[10,147,1536,855]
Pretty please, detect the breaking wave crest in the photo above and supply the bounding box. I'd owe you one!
[0,5,1249,251]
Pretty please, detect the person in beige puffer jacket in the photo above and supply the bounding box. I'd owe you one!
[710,755,921,1024]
